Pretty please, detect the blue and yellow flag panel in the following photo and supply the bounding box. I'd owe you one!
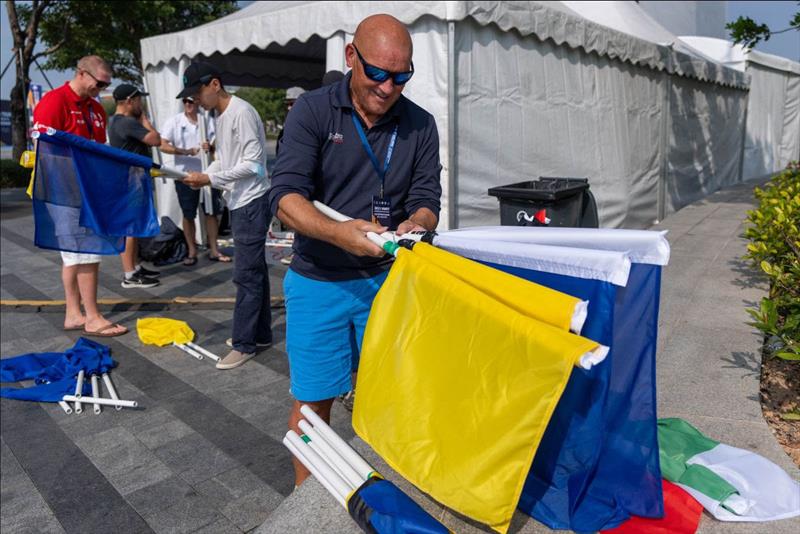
[353,246,602,533]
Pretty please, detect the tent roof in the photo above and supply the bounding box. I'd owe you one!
[140,1,747,89]
[678,36,800,75]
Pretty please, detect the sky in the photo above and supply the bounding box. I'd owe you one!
[1,1,799,100]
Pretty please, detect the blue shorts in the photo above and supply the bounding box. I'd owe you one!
[284,268,389,402]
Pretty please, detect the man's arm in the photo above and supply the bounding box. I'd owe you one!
[396,207,438,235]
[139,114,161,147]
[159,139,198,156]
[397,115,442,235]
[277,193,386,257]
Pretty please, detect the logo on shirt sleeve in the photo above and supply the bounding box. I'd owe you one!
[328,132,344,144]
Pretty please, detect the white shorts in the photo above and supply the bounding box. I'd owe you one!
[60,251,102,266]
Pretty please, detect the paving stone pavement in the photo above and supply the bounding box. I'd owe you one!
[2,180,799,534]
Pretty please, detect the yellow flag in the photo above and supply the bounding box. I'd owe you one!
[137,317,195,347]
[353,245,601,533]
[412,241,582,331]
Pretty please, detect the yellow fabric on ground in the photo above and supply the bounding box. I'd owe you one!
[136,317,195,346]
[412,242,581,331]
[352,246,601,533]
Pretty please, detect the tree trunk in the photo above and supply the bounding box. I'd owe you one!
[10,59,30,162]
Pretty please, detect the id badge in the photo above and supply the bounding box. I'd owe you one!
[371,196,392,227]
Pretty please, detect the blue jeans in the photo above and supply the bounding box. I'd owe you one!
[230,193,272,353]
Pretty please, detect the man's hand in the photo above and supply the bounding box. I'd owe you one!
[396,219,426,236]
[185,147,200,156]
[201,141,212,152]
[183,172,211,189]
[333,219,388,257]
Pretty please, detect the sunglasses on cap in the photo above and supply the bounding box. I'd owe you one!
[353,45,414,85]
[182,99,195,104]
[82,69,110,90]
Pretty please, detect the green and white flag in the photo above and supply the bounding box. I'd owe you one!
[658,418,800,522]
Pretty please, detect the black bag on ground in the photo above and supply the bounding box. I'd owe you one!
[138,216,187,266]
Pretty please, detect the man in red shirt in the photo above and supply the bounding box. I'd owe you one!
[32,55,127,337]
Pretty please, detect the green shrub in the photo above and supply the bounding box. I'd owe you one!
[0,158,31,189]
[743,162,800,361]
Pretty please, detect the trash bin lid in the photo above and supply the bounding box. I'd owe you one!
[488,177,589,201]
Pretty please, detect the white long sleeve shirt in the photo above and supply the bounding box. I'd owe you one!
[208,95,268,210]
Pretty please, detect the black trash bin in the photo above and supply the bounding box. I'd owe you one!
[488,177,599,228]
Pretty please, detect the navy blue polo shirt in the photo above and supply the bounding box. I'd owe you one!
[269,72,442,281]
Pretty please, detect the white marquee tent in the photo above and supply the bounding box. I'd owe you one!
[679,36,800,181]
[141,1,754,230]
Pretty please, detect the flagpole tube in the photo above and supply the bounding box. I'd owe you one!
[285,431,350,506]
[185,342,221,362]
[63,395,138,409]
[102,373,123,411]
[299,404,374,480]
[90,374,101,414]
[73,370,85,414]
[58,401,73,415]
[298,419,362,489]
[151,164,187,180]
[174,343,203,360]
[312,201,397,250]
[283,436,347,508]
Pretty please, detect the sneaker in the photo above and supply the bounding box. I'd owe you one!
[216,349,255,370]
[136,265,161,278]
[121,272,160,289]
[226,338,272,349]
[280,254,294,266]
[338,390,355,412]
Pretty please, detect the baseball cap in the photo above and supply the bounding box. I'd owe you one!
[113,84,148,101]
[285,86,306,101]
[177,61,222,99]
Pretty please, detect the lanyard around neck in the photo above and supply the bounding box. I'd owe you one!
[351,112,397,198]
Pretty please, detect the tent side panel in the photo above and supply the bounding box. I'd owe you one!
[666,77,747,212]
[454,19,664,229]
[145,61,189,227]
[742,63,790,180]
[778,73,800,167]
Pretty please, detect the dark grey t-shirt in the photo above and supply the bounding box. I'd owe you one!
[108,114,151,157]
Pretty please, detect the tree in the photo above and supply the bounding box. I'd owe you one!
[234,87,288,135]
[6,0,238,159]
[726,4,800,49]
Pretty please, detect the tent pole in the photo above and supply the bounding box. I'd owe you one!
[447,21,457,230]
[737,68,750,183]
[657,59,672,224]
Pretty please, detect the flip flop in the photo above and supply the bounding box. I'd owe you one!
[83,323,128,338]
[208,253,232,263]
[183,256,198,266]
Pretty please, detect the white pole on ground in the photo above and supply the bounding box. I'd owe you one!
[90,374,101,414]
[173,343,203,360]
[299,404,374,480]
[58,401,73,414]
[298,419,363,489]
[63,395,138,409]
[185,342,220,362]
[73,370,85,413]
[102,373,122,411]
[284,431,349,506]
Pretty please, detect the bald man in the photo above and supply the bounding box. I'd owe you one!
[32,55,128,338]
[269,14,442,485]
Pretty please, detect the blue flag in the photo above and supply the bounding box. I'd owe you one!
[32,129,159,254]
[1,337,117,402]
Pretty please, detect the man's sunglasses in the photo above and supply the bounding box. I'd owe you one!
[182,99,195,104]
[82,70,110,90]
[353,45,414,85]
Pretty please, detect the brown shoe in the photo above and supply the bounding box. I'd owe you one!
[215,350,255,370]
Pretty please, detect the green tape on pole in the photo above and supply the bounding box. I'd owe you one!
[301,434,311,443]
[383,241,400,255]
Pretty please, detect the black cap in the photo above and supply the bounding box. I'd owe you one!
[113,84,148,101]
[176,61,221,99]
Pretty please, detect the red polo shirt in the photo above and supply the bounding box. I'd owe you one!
[32,82,107,142]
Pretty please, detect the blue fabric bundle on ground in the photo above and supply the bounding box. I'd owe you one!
[0,337,116,402]
[32,128,159,254]
[347,477,449,534]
